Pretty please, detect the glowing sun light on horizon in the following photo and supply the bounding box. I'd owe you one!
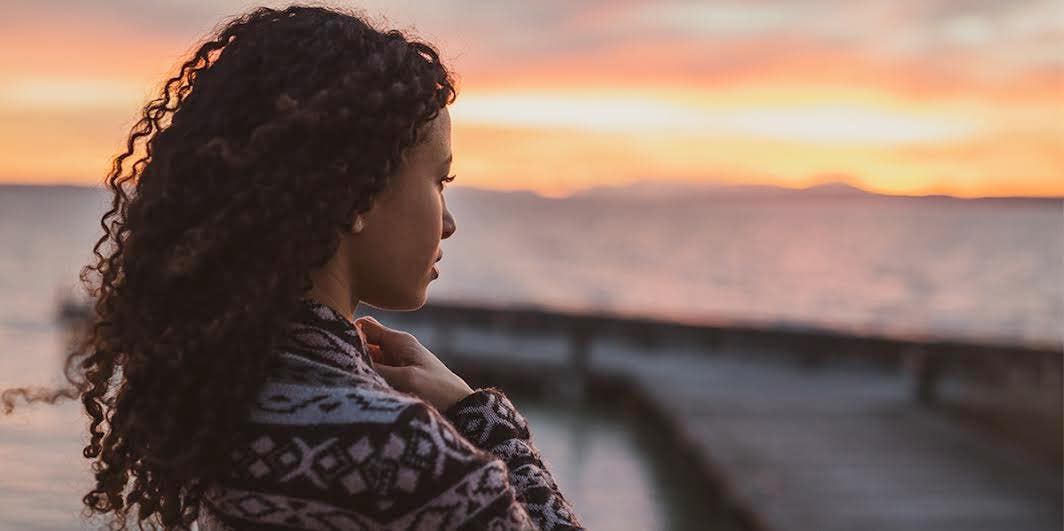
[451,93,981,145]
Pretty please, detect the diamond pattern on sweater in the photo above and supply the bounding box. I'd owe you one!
[199,297,584,530]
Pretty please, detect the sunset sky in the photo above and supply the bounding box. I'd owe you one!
[1,0,1061,197]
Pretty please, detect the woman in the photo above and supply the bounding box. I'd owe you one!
[2,5,584,530]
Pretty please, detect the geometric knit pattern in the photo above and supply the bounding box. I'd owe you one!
[196,297,585,530]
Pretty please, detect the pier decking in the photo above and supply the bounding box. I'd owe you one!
[612,356,1061,531]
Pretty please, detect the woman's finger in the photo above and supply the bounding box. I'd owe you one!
[366,343,383,363]
[355,317,421,366]
[354,316,389,345]
[357,320,405,365]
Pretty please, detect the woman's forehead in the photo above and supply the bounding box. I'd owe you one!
[393,118,450,178]
[417,112,451,160]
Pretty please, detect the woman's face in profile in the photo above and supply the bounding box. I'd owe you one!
[352,107,456,310]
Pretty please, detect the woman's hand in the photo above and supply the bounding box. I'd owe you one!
[354,316,474,413]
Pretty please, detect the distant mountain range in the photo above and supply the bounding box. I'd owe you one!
[435,180,1060,205]
[569,180,874,200]
[565,180,1062,202]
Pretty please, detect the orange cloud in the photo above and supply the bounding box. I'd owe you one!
[459,34,1063,106]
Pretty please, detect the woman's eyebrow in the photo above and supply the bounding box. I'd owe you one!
[439,154,452,170]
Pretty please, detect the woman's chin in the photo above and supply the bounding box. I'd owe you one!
[360,286,428,312]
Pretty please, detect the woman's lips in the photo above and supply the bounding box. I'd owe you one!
[430,252,442,279]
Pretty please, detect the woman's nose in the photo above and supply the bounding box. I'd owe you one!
[442,206,456,239]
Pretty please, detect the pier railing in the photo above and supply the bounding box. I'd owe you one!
[364,299,1063,406]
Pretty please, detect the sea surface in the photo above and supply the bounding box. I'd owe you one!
[0,183,1060,529]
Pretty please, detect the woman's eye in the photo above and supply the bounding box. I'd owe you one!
[439,174,456,190]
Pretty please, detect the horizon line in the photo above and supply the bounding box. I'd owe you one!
[3,180,1062,202]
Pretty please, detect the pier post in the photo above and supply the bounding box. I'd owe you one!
[558,324,592,402]
[433,318,455,359]
[905,346,941,404]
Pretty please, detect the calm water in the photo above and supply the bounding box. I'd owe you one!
[439,189,1062,348]
[1,184,1061,528]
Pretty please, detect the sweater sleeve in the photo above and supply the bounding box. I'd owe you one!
[443,387,585,530]
[203,385,584,531]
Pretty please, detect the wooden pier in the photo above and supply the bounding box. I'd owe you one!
[372,300,1063,531]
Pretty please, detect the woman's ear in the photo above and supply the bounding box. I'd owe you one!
[352,215,365,233]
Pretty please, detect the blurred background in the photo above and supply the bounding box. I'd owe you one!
[1,1,1061,530]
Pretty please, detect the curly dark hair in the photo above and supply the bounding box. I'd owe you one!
[0,4,457,529]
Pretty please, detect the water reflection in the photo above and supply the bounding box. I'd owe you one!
[0,400,93,530]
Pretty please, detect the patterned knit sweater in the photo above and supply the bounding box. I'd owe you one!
[196,298,585,530]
